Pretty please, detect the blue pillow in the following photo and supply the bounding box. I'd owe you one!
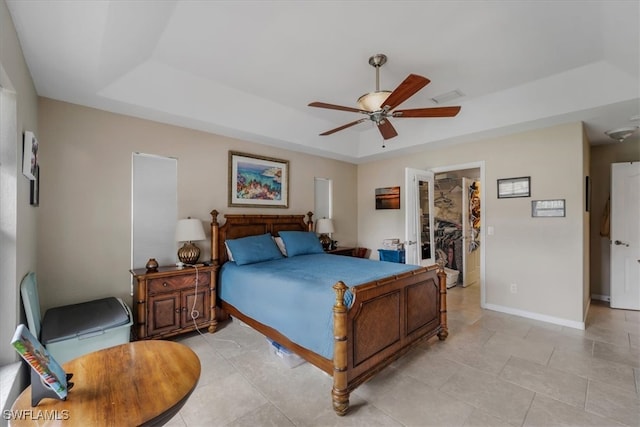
[278,231,324,257]
[225,233,284,266]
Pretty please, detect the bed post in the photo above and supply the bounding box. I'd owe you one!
[210,209,219,265]
[332,281,349,416]
[436,260,449,340]
[306,211,314,232]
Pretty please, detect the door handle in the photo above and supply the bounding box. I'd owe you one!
[614,240,630,247]
[406,241,417,245]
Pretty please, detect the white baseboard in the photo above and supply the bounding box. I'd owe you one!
[483,303,585,330]
[591,294,611,302]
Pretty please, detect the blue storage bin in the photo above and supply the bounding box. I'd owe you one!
[378,249,405,263]
[20,272,132,364]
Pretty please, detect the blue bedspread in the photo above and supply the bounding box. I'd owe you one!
[219,253,419,359]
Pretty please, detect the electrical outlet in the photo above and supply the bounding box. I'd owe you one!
[510,283,518,293]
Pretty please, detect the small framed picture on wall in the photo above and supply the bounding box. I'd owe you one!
[22,131,38,181]
[497,176,530,199]
[531,199,565,217]
[375,186,400,209]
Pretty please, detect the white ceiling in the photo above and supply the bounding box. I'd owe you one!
[7,0,640,164]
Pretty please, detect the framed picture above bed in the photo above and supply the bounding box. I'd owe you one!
[228,151,289,208]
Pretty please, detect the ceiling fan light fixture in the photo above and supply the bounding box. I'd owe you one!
[357,90,392,112]
[605,126,639,142]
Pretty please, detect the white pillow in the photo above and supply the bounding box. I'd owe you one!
[273,236,287,256]
[224,241,234,261]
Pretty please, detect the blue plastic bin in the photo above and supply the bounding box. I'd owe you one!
[378,249,405,263]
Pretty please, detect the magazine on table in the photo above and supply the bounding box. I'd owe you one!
[11,324,68,399]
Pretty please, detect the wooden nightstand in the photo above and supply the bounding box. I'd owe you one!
[130,264,218,340]
[326,247,356,257]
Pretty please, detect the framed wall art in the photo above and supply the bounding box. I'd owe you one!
[497,176,530,199]
[375,186,400,209]
[22,131,38,180]
[532,199,565,217]
[228,151,289,208]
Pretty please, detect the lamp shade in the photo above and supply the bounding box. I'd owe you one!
[357,90,392,111]
[175,218,205,242]
[315,218,335,234]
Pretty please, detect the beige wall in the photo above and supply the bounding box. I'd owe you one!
[1,0,39,405]
[27,93,600,331]
[37,98,357,311]
[589,141,640,299]
[358,122,588,325]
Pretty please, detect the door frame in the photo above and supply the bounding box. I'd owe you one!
[431,161,486,308]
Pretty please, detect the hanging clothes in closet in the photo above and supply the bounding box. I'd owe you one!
[435,219,463,271]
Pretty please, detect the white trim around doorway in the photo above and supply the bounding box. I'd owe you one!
[430,161,486,309]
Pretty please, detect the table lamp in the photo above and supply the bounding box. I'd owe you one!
[175,217,206,264]
[315,218,334,251]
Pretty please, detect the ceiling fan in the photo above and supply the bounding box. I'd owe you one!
[308,54,461,146]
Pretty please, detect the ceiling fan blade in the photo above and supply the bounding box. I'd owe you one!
[377,119,398,140]
[393,106,461,118]
[381,74,430,111]
[319,118,368,136]
[309,102,368,114]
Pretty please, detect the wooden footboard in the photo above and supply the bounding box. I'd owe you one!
[332,265,447,415]
[210,210,447,416]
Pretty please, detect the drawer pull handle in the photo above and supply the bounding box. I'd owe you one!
[175,308,181,313]
[163,282,168,287]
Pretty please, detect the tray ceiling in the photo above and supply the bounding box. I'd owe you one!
[6,0,639,163]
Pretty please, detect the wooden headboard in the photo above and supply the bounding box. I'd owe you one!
[210,210,314,265]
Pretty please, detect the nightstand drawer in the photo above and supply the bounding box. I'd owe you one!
[148,272,210,294]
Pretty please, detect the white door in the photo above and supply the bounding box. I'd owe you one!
[610,162,640,310]
[405,168,435,266]
[462,178,480,287]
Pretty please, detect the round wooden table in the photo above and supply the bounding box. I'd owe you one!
[10,340,200,426]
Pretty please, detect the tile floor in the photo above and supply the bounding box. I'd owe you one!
[168,285,640,426]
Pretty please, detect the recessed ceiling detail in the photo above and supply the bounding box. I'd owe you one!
[6,1,639,163]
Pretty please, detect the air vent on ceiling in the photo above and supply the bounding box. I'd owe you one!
[431,89,465,104]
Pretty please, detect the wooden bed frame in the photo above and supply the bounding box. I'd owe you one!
[209,210,448,416]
